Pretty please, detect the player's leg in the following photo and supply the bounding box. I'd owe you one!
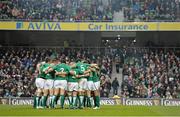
[93,81,100,109]
[59,80,67,109]
[34,88,42,109]
[83,79,88,108]
[41,80,50,108]
[67,82,73,109]
[87,81,94,108]
[72,82,78,109]
[34,78,41,108]
[34,78,45,109]
[48,79,54,108]
[67,91,73,109]
[84,90,88,107]
[53,80,60,108]
[78,90,84,109]
[78,78,87,109]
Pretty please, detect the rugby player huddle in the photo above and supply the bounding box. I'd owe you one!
[34,57,100,109]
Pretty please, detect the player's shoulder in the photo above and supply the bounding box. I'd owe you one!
[42,63,48,67]
[60,63,69,68]
[76,62,81,65]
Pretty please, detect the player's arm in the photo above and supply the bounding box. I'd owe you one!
[70,63,76,69]
[45,66,53,74]
[76,72,90,78]
[91,64,100,70]
[69,70,75,75]
[35,64,40,74]
[34,63,40,78]
[55,71,68,76]
[35,63,41,74]
[100,80,106,87]
[94,65,100,70]
[90,64,97,67]
[83,68,92,74]
[88,67,96,72]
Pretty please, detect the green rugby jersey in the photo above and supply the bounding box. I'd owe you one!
[87,71,93,81]
[37,63,46,78]
[92,70,100,82]
[76,62,90,74]
[68,68,82,82]
[44,63,55,80]
[53,63,70,80]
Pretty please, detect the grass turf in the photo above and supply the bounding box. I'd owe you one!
[0,105,180,116]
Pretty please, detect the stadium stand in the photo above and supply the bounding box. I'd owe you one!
[0,0,113,22]
[0,47,113,97]
[121,48,180,99]
[123,0,180,21]
[0,0,179,22]
[0,47,179,99]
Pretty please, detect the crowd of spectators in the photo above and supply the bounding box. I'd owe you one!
[123,0,180,21]
[0,47,113,97]
[121,48,180,99]
[0,0,113,22]
[0,0,180,22]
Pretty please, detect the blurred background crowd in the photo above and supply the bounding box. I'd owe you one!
[0,0,113,21]
[0,0,180,22]
[121,48,180,99]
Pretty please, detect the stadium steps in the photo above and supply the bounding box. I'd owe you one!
[110,62,122,96]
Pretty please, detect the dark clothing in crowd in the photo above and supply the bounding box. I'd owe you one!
[112,78,119,95]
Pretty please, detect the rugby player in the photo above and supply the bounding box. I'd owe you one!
[91,63,101,109]
[86,66,94,108]
[50,59,70,109]
[75,59,90,109]
[34,61,46,109]
[67,61,82,109]
[41,58,55,108]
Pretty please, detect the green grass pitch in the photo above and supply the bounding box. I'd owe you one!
[0,105,180,116]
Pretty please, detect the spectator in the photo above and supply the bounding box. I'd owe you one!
[112,77,119,95]
[115,55,120,73]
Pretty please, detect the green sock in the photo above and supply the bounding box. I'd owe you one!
[95,96,100,107]
[75,96,79,107]
[52,95,56,108]
[50,95,54,108]
[60,95,65,108]
[90,97,94,107]
[79,95,84,107]
[35,96,40,107]
[42,96,47,108]
[55,95,59,105]
[68,96,73,107]
[87,97,91,107]
[84,96,88,107]
[39,97,43,107]
[72,96,77,107]
[33,96,36,108]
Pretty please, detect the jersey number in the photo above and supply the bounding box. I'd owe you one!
[60,68,64,72]
[80,65,85,71]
